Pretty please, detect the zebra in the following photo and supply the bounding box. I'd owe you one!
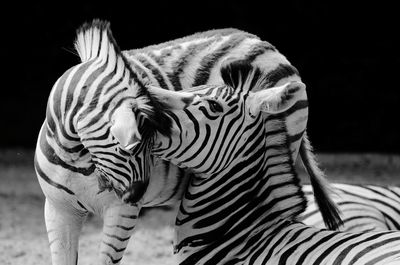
[121,21,341,229]
[35,19,339,264]
[34,20,195,264]
[142,61,400,264]
[302,183,400,232]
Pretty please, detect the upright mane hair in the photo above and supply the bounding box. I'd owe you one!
[74,19,173,138]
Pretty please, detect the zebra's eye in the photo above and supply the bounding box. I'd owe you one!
[207,100,223,113]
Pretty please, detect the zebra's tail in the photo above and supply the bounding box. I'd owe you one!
[299,132,343,230]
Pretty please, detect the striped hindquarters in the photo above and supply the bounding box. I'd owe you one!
[302,183,400,232]
[251,221,400,265]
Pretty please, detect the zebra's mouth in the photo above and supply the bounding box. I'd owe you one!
[94,168,124,199]
[94,167,143,205]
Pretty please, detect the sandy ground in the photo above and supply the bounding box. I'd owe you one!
[1,149,400,264]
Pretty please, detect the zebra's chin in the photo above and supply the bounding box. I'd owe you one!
[94,167,146,205]
[121,181,147,205]
[94,168,124,199]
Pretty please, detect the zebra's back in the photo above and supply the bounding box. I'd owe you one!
[124,28,298,90]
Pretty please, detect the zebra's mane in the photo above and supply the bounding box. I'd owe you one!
[74,20,173,138]
[75,19,121,63]
[221,60,308,218]
[264,116,308,220]
[220,60,342,229]
[74,20,144,89]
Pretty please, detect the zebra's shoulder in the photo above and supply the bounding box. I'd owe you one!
[125,28,259,54]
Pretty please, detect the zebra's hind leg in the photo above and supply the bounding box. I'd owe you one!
[44,198,86,265]
[100,203,141,264]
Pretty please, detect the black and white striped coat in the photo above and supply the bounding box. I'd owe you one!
[125,24,340,228]
[35,20,332,265]
[302,183,400,232]
[147,63,400,265]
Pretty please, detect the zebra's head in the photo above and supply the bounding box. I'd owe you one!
[66,20,192,204]
[151,60,306,175]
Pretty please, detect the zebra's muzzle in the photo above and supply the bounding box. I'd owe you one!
[121,181,148,205]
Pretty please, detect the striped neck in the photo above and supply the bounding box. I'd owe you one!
[174,115,307,259]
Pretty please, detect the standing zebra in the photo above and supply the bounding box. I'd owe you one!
[302,183,400,232]
[34,20,194,264]
[35,20,339,264]
[143,62,400,264]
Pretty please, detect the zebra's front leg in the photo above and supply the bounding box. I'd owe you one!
[45,198,87,265]
[100,203,142,264]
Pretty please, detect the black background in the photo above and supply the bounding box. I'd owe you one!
[1,2,398,152]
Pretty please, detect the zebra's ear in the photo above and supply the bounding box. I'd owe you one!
[110,103,141,150]
[147,85,198,109]
[248,81,306,115]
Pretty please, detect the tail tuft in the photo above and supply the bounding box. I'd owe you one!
[300,132,343,230]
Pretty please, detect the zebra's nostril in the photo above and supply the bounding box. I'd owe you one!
[122,181,147,204]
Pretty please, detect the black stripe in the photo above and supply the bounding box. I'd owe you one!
[146,51,166,66]
[257,223,304,264]
[365,250,400,265]
[331,233,389,264]
[40,127,95,176]
[69,59,109,119]
[288,130,305,144]
[340,188,400,228]
[136,54,169,89]
[93,155,130,172]
[104,233,130,242]
[94,162,130,184]
[46,128,85,154]
[100,252,122,264]
[265,64,300,87]
[82,88,128,136]
[198,106,219,120]
[119,214,137,219]
[34,155,75,195]
[279,230,326,265]
[105,224,135,231]
[175,110,200,159]
[127,59,151,82]
[284,100,308,116]
[192,34,247,86]
[93,150,128,163]
[168,39,215,91]
[198,104,243,173]
[52,66,74,120]
[102,241,126,253]
[77,68,121,131]
[243,41,276,62]
[180,124,211,164]
[293,231,349,265]
[77,201,88,211]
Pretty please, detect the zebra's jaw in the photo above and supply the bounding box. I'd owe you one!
[94,168,123,199]
[97,172,114,194]
[94,168,144,206]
